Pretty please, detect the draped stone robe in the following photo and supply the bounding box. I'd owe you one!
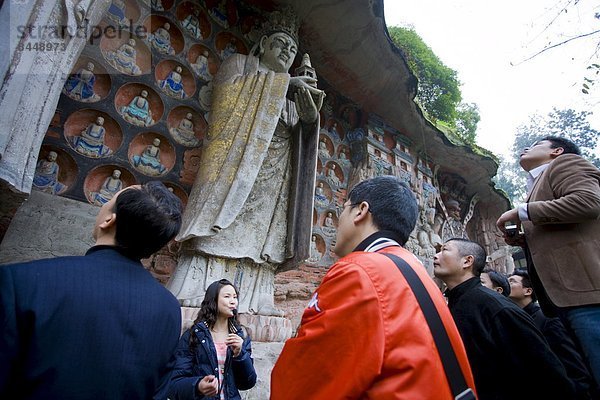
[170,52,318,312]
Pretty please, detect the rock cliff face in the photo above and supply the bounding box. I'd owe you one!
[240,342,285,400]
[275,266,326,331]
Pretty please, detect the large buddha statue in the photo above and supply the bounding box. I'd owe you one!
[105,38,142,75]
[70,116,112,157]
[148,23,175,55]
[62,62,101,102]
[33,151,67,195]
[170,112,199,147]
[191,51,212,82]
[132,138,166,176]
[167,8,325,315]
[91,169,123,205]
[119,90,154,127]
[159,66,187,99]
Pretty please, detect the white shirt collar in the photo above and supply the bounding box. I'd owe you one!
[527,162,550,192]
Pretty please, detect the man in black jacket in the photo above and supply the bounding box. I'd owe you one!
[434,238,575,400]
[509,269,593,399]
[0,182,183,399]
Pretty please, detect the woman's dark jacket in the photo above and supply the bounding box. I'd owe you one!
[167,322,257,400]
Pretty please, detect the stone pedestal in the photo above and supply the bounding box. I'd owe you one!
[241,341,285,400]
[0,190,96,264]
[180,305,201,333]
[237,314,293,343]
[180,307,293,343]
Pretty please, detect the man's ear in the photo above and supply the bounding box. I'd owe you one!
[524,287,534,297]
[353,201,371,224]
[495,287,504,294]
[463,255,475,270]
[550,146,565,158]
[98,212,117,230]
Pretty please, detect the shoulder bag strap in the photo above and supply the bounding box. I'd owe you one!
[382,253,475,400]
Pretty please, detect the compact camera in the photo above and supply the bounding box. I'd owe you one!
[504,223,519,237]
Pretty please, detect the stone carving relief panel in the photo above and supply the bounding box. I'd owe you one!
[37,0,270,208]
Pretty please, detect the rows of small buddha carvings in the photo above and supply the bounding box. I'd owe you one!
[36,0,266,207]
[305,107,479,273]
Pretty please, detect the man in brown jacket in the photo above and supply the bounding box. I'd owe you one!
[497,136,600,391]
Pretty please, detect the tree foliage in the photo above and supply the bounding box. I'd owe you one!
[516,2,600,97]
[494,108,600,204]
[388,26,462,124]
[455,102,481,144]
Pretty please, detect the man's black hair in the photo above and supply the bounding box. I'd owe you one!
[540,135,581,156]
[113,181,183,259]
[446,238,487,277]
[348,175,418,245]
[511,269,537,302]
[482,268,511,297]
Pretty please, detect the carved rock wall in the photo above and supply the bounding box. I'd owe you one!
[0,0,512,336]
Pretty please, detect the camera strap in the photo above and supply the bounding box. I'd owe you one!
[381,253,475,400]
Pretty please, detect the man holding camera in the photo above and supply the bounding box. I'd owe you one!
[496,136,600,390]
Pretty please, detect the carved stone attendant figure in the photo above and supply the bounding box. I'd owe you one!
[151,0,164,11]
[62,62,100,102]
[322,211,336,237]
[170,113,199,146]
[120,90,154,126]
[314,181,329,208]
[329,122,340,140]
[33,151,67,194]
[318,140,330,159]
[220,38,237,60]
[197,81,213,111]
[339,149,351,166]
[191,51,213,81]
[326,164,341,186]
[244,19,262,44]
[91,169,123,205]
[434,197,477,242]
[168,9,325,316]
[180,9,202,40]
[105,38,142,75]
[159,66,187,99]
[106,0,129,28]
[148,23,175,55]
[306,235,322,264]
[70,116,112,157]
[132,138,166,176]
[208,0,229,28]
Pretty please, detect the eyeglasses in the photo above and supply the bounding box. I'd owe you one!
[343,201,372,213]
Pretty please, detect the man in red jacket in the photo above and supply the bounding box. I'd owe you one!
[271,176,476,399]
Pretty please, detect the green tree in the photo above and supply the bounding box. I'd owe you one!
[494,108,600,204]
[455,102,481,144]
[388,26,462,124]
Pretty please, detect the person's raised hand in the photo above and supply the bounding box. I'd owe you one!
[226,333,243,357]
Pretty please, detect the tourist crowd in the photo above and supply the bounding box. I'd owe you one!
[1,135,599,399]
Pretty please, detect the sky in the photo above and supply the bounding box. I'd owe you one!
[384,0,600,157]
